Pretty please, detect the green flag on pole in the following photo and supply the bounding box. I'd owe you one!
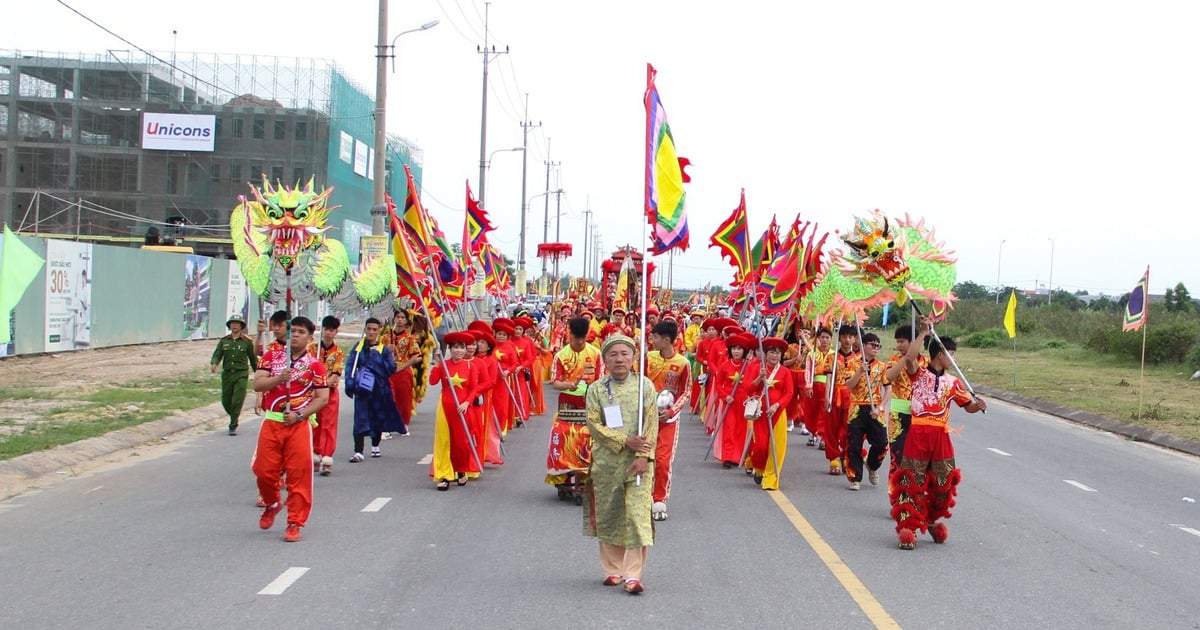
[0,225,45,344]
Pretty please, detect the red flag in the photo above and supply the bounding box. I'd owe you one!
[464,181,494,256]
[709,189,752,284]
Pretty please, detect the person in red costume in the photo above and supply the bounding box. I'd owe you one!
[713,332,756,469]
[826,325,861,476]
[741,336,794,491]
[512,315,541,417]
[428,331,481,490]
[889,318,987,549]
[802,327,834,452]
[390,310,424,431]
[469,327,503,466]
[643,320,691,521]
[308,316,344,476]
[252,316,329,542]
[491,318,523,431]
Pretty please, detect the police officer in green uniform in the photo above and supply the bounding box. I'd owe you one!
[211,314,258,435]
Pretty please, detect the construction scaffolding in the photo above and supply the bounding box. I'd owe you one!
[0,49,422,256]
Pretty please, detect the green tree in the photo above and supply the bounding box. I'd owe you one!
[1168,282,1194,313]
[954,280,990,301]
[1050,289,1085,311]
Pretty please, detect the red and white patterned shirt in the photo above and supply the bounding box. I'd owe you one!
[910,367,973,428]
[259,348,328,414]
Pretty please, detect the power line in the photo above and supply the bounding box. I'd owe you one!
[453,0,486,40]
[433,0,480,44]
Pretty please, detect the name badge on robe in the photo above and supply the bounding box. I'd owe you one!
[603,405,624,428]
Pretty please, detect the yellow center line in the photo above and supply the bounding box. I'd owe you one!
[768,490,902,630]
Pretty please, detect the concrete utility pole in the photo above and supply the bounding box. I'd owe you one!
[553,188,564,242]
[518,94,540,275]
[582,205,592,278]
[476,2,508,211]
[541,140,559,276]
[370,5,438,235]
[370,0,389,235]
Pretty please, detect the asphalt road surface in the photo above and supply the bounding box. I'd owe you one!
[2,385,1198,629]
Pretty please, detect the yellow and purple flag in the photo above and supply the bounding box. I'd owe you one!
[1123,266,1149,332]
[644,63,691,255]
[387,194,427,303]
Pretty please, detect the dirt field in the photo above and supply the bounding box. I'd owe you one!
[0,340,216,432]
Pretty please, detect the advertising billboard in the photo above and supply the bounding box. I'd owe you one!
[142,113,216,151]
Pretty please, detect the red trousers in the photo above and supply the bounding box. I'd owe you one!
[312,389,338,458]
[653,420,680,503]
[390,369,415,422]
[889,423,960,533]
[252,419,314,527]
[823,386,850,463]
[802,383,827,437]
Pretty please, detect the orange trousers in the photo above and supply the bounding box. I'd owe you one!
[252,419,314,527]
[653,420,680,504]
[312,389,338,458]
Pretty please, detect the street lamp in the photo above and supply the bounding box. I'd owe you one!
[481,146,523,207]
[1047,237,1055,305]
[371,11,439,235]
[995,239,1006,304]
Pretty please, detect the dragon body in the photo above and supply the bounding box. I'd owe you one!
[230,178,397,319]
[798,210,957,325]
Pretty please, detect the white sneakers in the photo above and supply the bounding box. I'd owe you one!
[869,470,880,486]
[652,501,668,521]
[370,446,382,458]
[349,452,365,463]
[849,481,861,491]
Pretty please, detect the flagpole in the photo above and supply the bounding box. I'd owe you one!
[1011,336,1017,389]
[1137,310,1147,420]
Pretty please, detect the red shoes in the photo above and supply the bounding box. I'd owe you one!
[602,575,623,586]
[623,580,645,595]
[259,502,282,530]
[284,523,302,542]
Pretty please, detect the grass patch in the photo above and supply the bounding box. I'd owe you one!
[0,369,221,461]
[954,344,1200,443]
[0,388,56,401]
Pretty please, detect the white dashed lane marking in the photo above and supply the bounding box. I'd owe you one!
[361,498,392,513]
[987,448,1012,457]
[1170,524,1200,538]
[258,567,309,595]
[1064,480,1098,492]
[84,485,104,494]
[417,453,433,465]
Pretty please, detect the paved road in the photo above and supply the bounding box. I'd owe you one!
[1,387,1198,629]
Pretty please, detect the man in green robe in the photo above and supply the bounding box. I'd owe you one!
[584,333,658,594]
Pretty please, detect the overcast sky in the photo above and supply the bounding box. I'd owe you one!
[12,0,1200,297]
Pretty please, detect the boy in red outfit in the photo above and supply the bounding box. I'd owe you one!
[889,318,987,550]
[308,316,344,476]
[252,316,329,542]
[644,320,691,521]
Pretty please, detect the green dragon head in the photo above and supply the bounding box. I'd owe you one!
[241,177,336,268]
[838,209,911,288]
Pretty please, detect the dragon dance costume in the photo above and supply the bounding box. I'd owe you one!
[889,365,974,548]
[545,342,604,500]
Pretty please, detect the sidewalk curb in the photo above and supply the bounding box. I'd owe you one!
[976,385,1200,458]
[0,401,232,501]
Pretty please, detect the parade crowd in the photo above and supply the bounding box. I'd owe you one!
[209,299,986,591]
